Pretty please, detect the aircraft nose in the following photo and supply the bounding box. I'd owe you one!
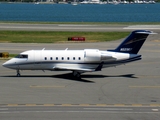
[2,61,10,68]
[2,60,14,69]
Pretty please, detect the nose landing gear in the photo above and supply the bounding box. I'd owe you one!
[16,70,21,77]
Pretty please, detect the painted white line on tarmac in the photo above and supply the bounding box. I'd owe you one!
[0,108,8,111]
[58,25,98,27]
[84,108,133,111]
[123,25,160,30]
[152,109,159,112]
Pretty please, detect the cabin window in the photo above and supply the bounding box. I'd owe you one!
[45,57,47,60]
[16,54,28,59]
[67,57,69,60]
[56,57,58,60]
[73,57,75,60]
[50,57,52,60]
[62,57,64,60]
[78,57,81,60]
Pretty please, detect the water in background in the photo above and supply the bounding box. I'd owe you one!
[0,3,160,22]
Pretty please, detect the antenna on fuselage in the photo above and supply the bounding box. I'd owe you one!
[65,48,68,51]
[42,48,45,50]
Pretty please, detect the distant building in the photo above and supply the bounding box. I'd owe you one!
[90,0,100,3]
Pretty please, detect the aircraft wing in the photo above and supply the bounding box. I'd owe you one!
[53,62,104,72]
[53,66,95,72]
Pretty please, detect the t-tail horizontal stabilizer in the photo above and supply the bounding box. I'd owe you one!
[108,30,156,54]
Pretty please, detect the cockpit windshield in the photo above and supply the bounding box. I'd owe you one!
[15,54,28,59]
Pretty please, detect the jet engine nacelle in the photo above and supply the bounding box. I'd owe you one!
[84,49,101,61]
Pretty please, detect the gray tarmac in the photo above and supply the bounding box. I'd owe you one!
[0,23,160,31]
[0,24,160,120]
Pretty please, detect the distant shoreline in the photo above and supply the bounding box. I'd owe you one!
[0,1,159,4]
[0,21,160,25]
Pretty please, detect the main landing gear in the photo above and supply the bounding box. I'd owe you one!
[72,71,81,79]
[16,70,21,77]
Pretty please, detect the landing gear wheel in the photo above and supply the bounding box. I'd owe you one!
[16,70,21,77]
[72,71,81,79]
[76,72,80,78]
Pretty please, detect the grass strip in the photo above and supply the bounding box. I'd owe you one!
[9,54,17,57]
[0,31,129,43]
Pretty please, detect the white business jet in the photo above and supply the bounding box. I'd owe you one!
[3,30,155,78]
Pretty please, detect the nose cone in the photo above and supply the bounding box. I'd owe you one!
[3,60,11,68]
[2,59,16,69]
[2,62,7,67]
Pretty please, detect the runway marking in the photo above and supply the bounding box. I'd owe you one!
[123,25,160,30]
[0,108,8,111]
[150,104,160,107]
[58,25,98,27]
[30,85,65,88]
[96,104,109,106]
[1,104,160,107]
[152,109,159,112]
[84,108,133,111]
[43,104,55,106]
[7,104,19,106]
[129,86,160,88]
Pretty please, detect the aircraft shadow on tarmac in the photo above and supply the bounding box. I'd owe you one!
[52,73,138,83]
[1,73,138,83]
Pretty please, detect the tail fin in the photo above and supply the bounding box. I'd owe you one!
[108,30,155,54]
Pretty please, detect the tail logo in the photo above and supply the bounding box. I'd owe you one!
[124,37,146,45]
